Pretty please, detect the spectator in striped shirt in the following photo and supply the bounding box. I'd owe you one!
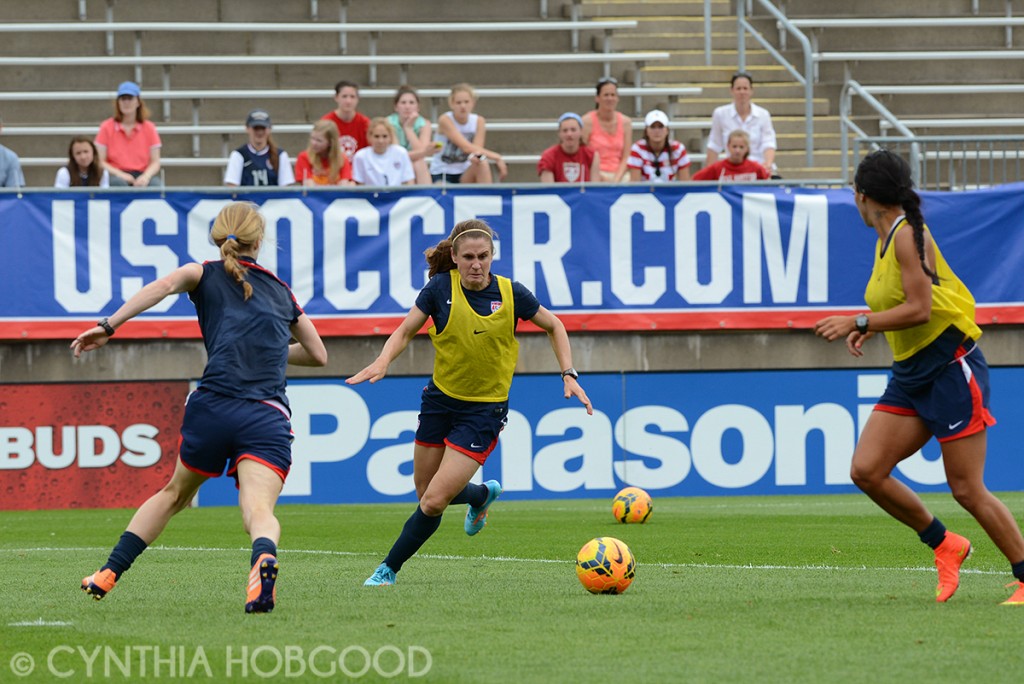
[627,110,691,183]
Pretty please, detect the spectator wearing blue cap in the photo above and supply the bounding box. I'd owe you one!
[538,112,599,183]
[224,109,295,187]
[95,81,162,187]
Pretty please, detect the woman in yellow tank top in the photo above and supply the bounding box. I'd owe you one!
[347,219,593,586]
[815,150,1024,605]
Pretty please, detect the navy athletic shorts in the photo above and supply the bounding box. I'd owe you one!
[876,343,996,442]
[414,382,508,464]
[178,388,293,484]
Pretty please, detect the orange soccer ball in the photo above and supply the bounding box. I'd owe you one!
[575,537,636,594]
[611,487,653,524]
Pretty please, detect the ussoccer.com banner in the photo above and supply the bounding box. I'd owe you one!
[3,183,1024,339]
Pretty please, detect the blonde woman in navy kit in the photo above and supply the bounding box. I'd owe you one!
[74,202,327,614]
[349,219,592,586]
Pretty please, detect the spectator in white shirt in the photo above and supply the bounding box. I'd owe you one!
[352,118,415,187]
[705,72,777,176]
[55,136,110,188]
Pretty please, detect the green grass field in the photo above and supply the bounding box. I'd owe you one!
[2,493,1022,683]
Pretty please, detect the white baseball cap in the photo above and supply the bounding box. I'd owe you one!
[644,110,669,127]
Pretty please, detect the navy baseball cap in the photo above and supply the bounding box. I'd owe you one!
[246,109,272,128]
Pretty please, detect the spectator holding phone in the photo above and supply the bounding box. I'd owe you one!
[430,83,506,184]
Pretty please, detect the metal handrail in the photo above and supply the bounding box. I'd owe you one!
[839,79,920,185]
[736,0,814,167]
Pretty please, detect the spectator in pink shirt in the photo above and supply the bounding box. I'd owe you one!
[95,82,162,187]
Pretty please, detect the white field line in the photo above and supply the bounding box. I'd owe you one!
[8,618,74,627]
[5,545,1009,576]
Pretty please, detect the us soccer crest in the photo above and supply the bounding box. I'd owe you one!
[491,301,503,312]
[562,162,582,182]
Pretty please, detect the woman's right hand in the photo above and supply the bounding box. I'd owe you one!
[346,358,390,385]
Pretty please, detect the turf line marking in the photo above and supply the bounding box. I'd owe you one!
[7,545,1009,576]
[8,619,74,627]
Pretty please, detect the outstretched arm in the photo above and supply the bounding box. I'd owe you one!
[71,263,203,357]
[346,306,430,384]
[530,306,593,414]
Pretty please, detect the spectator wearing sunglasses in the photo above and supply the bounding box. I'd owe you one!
[581,76,632,183]
[627,109,691,182]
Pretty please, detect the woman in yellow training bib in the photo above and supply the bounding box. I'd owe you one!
[815,150,1024,605]
[348,219,593,586]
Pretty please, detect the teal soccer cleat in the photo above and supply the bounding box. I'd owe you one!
[364,562,397,586]
[465,480,503,536]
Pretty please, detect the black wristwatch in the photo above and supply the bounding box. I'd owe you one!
[855,314,869,335]
[97,317,116,336]
[561,368,579,380]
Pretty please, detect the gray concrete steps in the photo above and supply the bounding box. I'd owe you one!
[571,0,733,18]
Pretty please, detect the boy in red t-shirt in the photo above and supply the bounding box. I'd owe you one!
[693,129,770,181]
[321,80,371,162]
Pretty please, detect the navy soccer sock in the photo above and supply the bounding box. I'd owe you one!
[250,537,278,567]
[449,482,488,507]
[102,531,149,579]
[384,506,442,573]
[918,517,948,550]
[1012,559,1024,583]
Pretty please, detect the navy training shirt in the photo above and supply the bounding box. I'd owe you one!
[189,257,303,407]
[414,272,541,333]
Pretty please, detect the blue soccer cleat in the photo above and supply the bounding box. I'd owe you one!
[465,480,503,536]
[364,562,397,586]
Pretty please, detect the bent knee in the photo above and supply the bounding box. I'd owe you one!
[418,495,448,517]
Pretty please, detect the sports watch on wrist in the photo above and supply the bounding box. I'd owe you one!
[561,367,579,380]
[97,317,115,336]
[855,314,869,335]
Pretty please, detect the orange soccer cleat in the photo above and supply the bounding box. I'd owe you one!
[934,531,972,603]
[245,553,279,614]
[1000,581,1024,605]
[81,568,117,600]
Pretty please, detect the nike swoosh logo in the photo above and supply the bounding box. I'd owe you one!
[470,443,482,449]
[612,542,624,564]
[446,299,452,304]
[948,420,964,430]
[473,330,486,335]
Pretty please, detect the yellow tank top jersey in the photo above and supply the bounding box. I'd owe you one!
[864,219,981,361]
[430,271,519,402]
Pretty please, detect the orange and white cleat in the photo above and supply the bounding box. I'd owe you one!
[81,568,117,600]
[1000,581,1024,605]
[245,554,278,614]
[934,531,972,603]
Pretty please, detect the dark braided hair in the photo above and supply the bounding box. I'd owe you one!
[854,149,939,284]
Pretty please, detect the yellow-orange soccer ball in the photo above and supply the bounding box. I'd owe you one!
[612,487,653,524]
[575,537,636,594]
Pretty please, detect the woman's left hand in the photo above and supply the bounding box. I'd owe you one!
[563,377,593,415]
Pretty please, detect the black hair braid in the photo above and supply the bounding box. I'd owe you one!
[899,189,939,285]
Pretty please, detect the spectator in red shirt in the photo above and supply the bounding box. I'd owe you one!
[95,81,162,187]
[294,120,353,186]
[538,112,599,183]
[692,129,771,182]
[321,80,370,162]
